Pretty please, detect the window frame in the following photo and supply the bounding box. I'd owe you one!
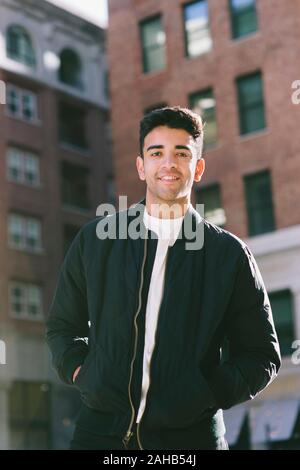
[6,84,39,123]
[6,146,40,187]
[236,71,266,136]
[8,213,42,253]
[140,15,166,74]
[9,281,43,321]
[6,24,36,68]
[183,0,212,59]
[229,0,258,40]
[244,169,276,236]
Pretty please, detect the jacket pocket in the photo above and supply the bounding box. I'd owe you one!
[145,362,217,429]
[74,344,129,414]
[73,351,94,386]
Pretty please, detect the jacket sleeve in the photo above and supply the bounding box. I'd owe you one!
[45,228,89,385]
[207,244,281,409]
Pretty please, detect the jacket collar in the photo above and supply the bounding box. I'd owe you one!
[131,197,204,247]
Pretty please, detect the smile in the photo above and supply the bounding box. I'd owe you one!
[159,176,180,181]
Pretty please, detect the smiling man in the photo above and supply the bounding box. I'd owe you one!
[46,106,281,450]
[136,124,205,219]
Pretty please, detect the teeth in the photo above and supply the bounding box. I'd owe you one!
[161,177,178,180]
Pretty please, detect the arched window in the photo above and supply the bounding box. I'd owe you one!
[58,48,83,90]
[6,25,36,67]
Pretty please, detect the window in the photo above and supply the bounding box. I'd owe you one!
[9,381,51,449]
[61,162,90,210]
[6,25,36,67]
[6,84,38,122]
[58,102,87,149]
[189,88,217,148]
[195,183,226,227]
[229,0,257,39]
[7,147,40,186]
[269,290,294,357]
[237,71,266,135]
[10,282,43,320]
[183,1,212,57]
[244,170,275,236]
[140,16,166,74]
[8,214,42,252]
[58,48,83,90]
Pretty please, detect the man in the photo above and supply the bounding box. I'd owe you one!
[46,106,281,450]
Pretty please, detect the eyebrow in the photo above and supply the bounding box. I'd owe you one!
[146,145,192,152]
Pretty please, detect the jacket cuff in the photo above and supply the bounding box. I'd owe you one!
[60,343,89,385]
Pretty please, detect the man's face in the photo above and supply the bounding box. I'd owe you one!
[136,126,205,207]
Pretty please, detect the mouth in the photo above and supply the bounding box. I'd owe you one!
[158,176,180,183]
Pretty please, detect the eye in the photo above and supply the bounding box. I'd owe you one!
[177,152,189,158]
[151,151,162,157]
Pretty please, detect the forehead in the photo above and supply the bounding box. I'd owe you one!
[144,126,195,147]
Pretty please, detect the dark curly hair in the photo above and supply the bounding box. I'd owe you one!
[139,106,204,159]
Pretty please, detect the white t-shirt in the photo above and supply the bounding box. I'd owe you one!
[136,206,187,423]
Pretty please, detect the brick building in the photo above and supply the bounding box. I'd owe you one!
[108,0,300,449]
[0,0,111,449]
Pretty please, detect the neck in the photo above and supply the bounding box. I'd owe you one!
[145,196,191,219]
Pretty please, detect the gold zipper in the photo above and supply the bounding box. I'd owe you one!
[135,246,171,451]
[122,236,148,450]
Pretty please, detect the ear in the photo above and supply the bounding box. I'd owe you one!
[136,155,146,181]
[194,158,205,183]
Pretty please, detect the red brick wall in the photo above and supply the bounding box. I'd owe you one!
[108,0,300,237]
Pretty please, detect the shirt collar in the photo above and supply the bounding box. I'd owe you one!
[143,205,188,246]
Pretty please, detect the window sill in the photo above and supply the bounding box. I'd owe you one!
[183,47,213,62]
[10,313,44,322]
[62,204,92,216]
[8,245,45,255]
[5,110,42,126]
[237,127,270,143]
[59,142,90,157]
[7,179,42,189]
[230,30,261,44]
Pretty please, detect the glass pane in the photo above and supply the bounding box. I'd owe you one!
[10,283,26,317]
[9,382,50,450]
[184,1,212,57]
[59,102,87,149]
[189,89,217,147]
[22,93,37,121]
[245,171,275,236]
[27,285,42,317]
[195,185,226,226]
[9,214,24,247]
[7,148,24,182]
[61,162,90,209]
[6,86,19,115]
[141,17,166,73]
[230,0,257,39]
[59,49,82,89]
[269,290,294,356]
[240,105,265,134]
[6,26,35,67]
[26,219,41,250]
[238,73,266,134]
[24,154,39,185]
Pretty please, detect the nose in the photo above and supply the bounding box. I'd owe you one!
[162,153,178,169]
